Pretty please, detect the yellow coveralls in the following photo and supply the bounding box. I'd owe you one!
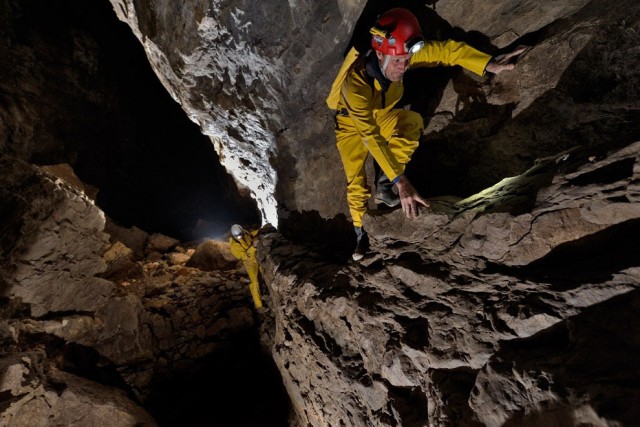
[229,229,263,309]
[327,40,492,227]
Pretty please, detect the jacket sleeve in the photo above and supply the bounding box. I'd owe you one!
[341,72,405,181]
[411,40,492,76]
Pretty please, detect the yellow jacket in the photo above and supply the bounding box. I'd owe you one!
[229,229,259,262]
[327,41,492,181]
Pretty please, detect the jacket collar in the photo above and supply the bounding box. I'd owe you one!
[365,51,391,92]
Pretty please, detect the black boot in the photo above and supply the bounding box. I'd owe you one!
[352,226,369,261]
[374,164,400,207]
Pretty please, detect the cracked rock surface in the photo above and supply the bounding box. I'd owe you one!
[261,142,640,426]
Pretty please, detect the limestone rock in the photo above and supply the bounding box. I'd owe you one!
[186,240,239,271]
[105,220,150,259]
[167,252,191,266]
[107,0,367,225]
[1,157,111,318]
[102,241,144,283]
[39,163,100,201]
[0,353,157,427]
[146,233,180,253]
[262,141,640,426]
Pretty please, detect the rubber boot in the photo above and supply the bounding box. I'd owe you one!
[373,163,400,207]
[352,226,369,261]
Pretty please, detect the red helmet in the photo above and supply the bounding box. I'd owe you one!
[370,8,425,56]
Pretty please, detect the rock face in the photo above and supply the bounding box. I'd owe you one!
[107,0,366,225]
[0,354,157,427]
[261,141,640,426]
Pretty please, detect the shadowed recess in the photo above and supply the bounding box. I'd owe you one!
[387,385,430,427]
[486,218,640,290]
[279,210,355,262]
[568,157,635,186]
[396,315,430,350]
[144,329,291,427]
[294,309,343,359]
[430,366,482,427]
[395,252,451,279]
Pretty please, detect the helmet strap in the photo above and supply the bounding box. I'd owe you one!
[380,54,392,80]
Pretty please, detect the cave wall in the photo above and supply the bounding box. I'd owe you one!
[107,0,366,226]
[0,0,259,240]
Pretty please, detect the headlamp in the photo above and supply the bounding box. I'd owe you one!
[406,38,425,54]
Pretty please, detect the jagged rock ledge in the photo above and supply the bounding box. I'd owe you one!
[260,141,640,426]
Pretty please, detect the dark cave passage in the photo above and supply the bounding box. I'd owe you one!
[144,328,292,427]
[6,0,260,241]
[19,326,292,427]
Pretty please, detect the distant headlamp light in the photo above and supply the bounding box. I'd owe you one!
[406,38,425,54]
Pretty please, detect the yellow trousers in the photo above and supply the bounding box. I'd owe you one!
[336,109,423,227]
[243,258,262,309]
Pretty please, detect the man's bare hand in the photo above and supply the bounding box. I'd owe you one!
[395,175,430,219]
[485,45,530,74]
